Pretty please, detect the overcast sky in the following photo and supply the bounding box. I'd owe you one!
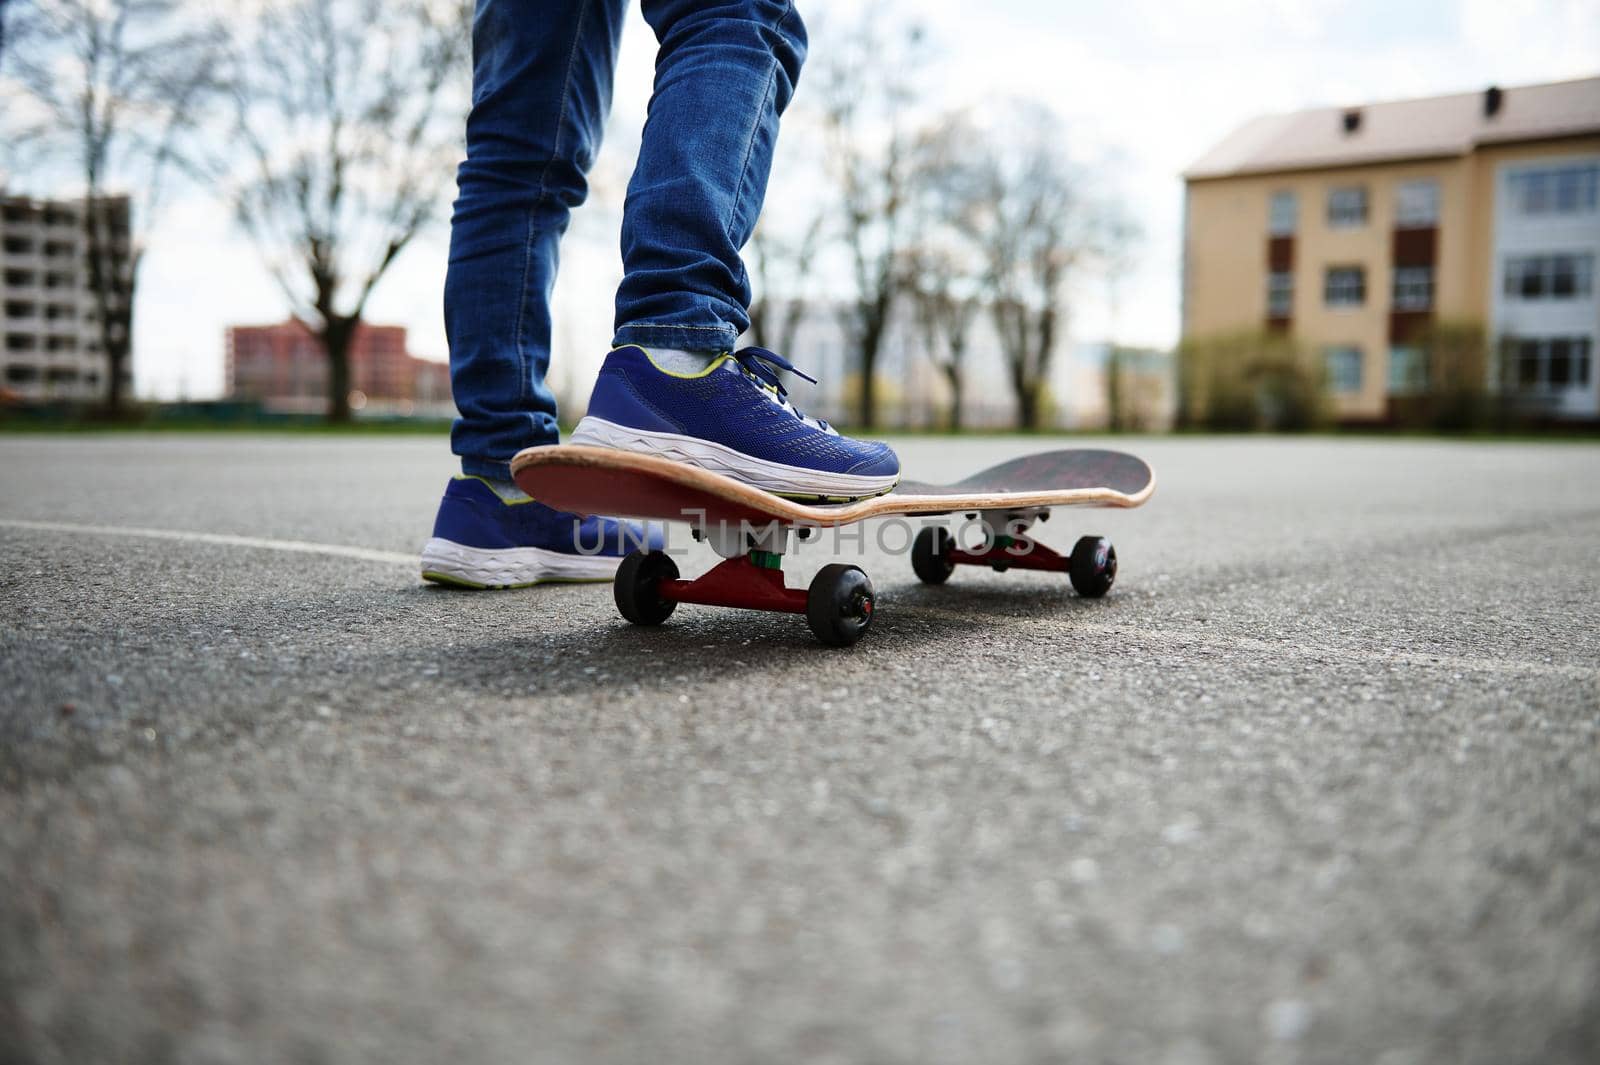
[121,0,1600,399]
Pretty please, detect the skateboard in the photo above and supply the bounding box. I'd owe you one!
[510,445,1155,647]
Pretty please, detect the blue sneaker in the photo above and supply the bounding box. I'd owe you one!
[571,345,900,501]
[420,476,663,589]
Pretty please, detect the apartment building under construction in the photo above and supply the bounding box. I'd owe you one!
[1,193,132,404]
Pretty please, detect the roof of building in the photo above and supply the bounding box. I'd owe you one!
[1185,76,1600,181]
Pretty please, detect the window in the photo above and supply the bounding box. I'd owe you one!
[6,333,37,352]
[1503,336,1593,391]
[1550,338,1588,388]
[1553,254,1595,298]
[1267,271,1293,316]
[4,362,39,382]
[45,367,78,384]
[3,269,34,287]
[1504,254,1594,300]
[1328,187,1368,227]
[1392,266,1435,311]
[1388,347,1428,395]
[1325,266,1366,307]
[43,241,74,258]
[1395,180,1440,228]
[1507,164,1599,216]
[1324,346,1364,393]
[4,300,36,320]
[1269,191,1298,236]
[3,236,34,255]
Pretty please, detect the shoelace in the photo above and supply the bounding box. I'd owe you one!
[732,347,830,431]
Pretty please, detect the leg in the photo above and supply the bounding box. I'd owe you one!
[446,0,627,478]
[571,0,897,500]
[425,0,666,590]
[613,0,808,352]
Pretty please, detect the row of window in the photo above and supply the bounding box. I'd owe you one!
[1503,253,1594,300]
[1268,163,1600,235]
[5,334,100,353]
[3,269,80,289]
[1504,337,1594,391]
[2,237,81,257]
[2,207,126,227]
[5,301,82,321]
[1270,252,1597,315]
[1,206,82,227]
[1270,180,1439,235]
[1267,265,1435,313]
[2,364,98,385]
[1507,165,1599,217]
[1321,337,1593,395]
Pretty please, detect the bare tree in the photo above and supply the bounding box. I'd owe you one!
[813,12,928,429]
[0,0,28,176]
[746,212,824,356]
[903,114,988,430]
[955,103,1112,431]
[904,250,980,430]
[3,0,225,413]
[0,0,13,65]
[229,0,470,422]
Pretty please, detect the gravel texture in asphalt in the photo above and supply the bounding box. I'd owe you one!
[1,433,1597,1064]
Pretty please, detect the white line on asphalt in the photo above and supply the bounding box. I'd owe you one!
[0,518,416,566]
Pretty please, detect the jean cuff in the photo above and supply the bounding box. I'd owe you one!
[612,321,738,353]
[460,456,515,481]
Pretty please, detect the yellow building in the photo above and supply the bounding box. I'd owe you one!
[1183,77,1600,423]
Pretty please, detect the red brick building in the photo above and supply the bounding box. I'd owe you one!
[225,317,451,413]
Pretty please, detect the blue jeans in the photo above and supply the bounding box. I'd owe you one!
[445,0,808,478]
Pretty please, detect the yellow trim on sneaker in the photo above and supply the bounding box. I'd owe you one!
[611,344,730,380]
[455,474,539,505]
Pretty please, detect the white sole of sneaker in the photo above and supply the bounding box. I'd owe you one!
[419,538,622,589]
[569,417,899,500]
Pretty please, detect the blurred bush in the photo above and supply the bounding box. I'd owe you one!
[1177,330,1329,431]
[1408,320,1494,433]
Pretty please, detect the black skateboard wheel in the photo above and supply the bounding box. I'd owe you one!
[911,526,956,585]
[614,550,680,625]
[806,564,874,647]
[1068,536,1116,598]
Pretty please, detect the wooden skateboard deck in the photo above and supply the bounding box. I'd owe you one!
[510,445,1155,526]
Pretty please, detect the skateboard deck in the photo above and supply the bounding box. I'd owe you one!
[509,445,1154,526]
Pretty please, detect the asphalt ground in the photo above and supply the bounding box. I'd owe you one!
[1,433,1597,1065]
